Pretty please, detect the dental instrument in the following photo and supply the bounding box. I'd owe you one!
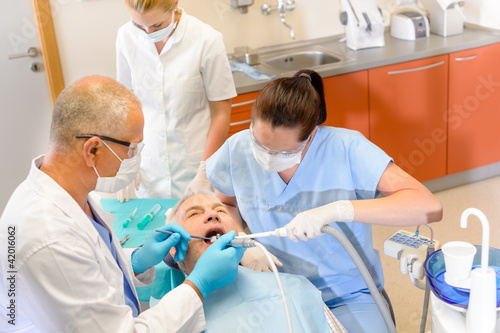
[234,227,287,239]
[122,207,137,228]
[120,234,130,245]
[155,229,219,243]
[137,204,161,230]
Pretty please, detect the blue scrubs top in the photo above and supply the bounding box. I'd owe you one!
[207,126,392,305]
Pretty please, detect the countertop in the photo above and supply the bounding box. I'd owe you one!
[232,27,500,95]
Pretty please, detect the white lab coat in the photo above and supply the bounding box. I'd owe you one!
[0,156,206,332]
[116,10,237,198]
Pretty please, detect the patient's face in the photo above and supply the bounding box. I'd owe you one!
[170,194,237,273]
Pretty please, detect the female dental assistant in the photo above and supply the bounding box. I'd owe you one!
[116,0,236,199]
[206,69,443,332]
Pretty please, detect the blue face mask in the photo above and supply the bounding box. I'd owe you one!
[134,11,177,43]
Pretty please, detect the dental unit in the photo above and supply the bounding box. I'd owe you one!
[386,208,500,333]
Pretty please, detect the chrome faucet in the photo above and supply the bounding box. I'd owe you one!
[261,0,296,40]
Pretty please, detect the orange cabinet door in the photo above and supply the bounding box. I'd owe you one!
[323,71,370,138]
[448,43,500,175]
[228,91,260,137]
[369,55,448,182]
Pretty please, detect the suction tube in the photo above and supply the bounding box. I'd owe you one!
[321,225,397,333]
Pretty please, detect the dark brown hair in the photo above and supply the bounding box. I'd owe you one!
[251,69,326,142]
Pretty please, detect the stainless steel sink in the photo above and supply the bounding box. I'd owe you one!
[264,50,341,72]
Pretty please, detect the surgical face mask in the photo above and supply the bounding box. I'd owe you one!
[249,124,310,173]
[93,141,141,193]
[251,144,303,173]
[133,11,177,43]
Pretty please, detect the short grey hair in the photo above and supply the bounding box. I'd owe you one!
[49,76,142,152]
[166,188,219,224]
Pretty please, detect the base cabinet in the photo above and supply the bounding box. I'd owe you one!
[369,55,449,182]
[447,43,500,174]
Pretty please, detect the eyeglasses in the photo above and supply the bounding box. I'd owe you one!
[75,134,144,158]
[249,124,310,157]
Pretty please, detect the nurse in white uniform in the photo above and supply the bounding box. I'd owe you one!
[206,69,443,332]
[116,0,236,199]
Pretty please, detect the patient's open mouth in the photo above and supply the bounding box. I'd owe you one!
[204,228,225,245]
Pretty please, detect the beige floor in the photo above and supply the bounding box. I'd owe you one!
[372,175,500,333]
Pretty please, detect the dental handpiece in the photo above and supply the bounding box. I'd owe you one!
[234,227,288,239]
[229,238,257,248]
[155,229,257,247]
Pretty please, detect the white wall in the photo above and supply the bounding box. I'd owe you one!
[51,0,397,85]
[50,0,489,86]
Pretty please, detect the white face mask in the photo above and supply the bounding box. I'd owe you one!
[93,142,141,193]
[251,144,302,173]
[134,11,177,43]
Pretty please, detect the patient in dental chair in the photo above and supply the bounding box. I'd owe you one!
[165,189,347,333]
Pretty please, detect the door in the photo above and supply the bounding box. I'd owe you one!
[0,1,53,213]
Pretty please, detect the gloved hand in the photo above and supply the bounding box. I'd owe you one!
[285,200,354,242]
[186,231,245,299]
[239,232,283,272]
[131,223,191,274]
[117,173,140,202]
[184,161,212,194]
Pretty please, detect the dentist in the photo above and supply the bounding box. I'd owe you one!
[0,76,243,332]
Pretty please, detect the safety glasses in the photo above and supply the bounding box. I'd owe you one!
[75,134,144,158]
[249,124,310,157]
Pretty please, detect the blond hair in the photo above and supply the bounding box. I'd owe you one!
[125,0,175,13]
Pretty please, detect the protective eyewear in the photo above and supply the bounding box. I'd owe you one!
[249,124,310,157]
[75,134,144,158]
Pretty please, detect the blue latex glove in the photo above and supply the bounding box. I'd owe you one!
[131,223,191,274]
[186,231,246,299]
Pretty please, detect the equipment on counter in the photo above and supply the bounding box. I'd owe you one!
[421,0,465,37]
[425,208,498,333]
[340,0,385,50]
[391,11,430,40]
[386,209,499,333]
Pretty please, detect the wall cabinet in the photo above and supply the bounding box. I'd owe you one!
[323,71,370,138]
[447,43,500,174]
[369,55,449,182]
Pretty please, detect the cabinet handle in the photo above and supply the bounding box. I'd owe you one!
[230,119,251,127]
[455,55,478,62]
[387,61,445,75]
[232,99,256,107]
